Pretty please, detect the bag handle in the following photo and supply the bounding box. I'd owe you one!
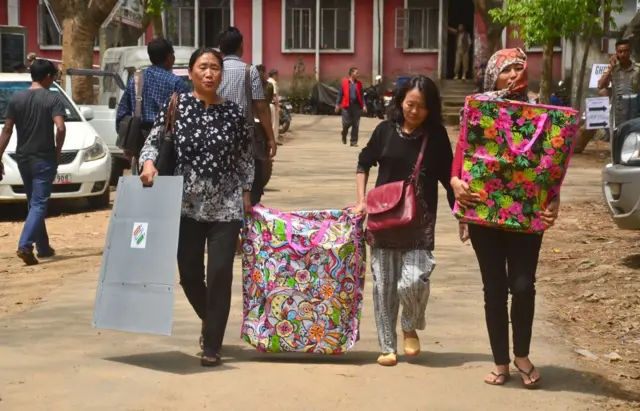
[500,108,549,154]
[409,134,429,183]
[244,64,255,128]
[284,215,331,252]
[163,93,179,136]
[134,70,144,118]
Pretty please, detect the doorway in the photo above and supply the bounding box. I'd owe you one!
[446,0,474,79]
[200,7,231,47]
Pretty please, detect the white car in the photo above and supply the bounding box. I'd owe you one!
[0,74,111,208]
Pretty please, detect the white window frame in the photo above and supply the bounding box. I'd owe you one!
[37,0,100,51]
[402,0,440,53]
[281,0,355,54]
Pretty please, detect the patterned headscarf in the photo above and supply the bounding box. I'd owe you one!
[483,47,528,98]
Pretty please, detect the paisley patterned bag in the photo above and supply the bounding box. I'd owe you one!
[454,94,579,233]
[241,206,366,354]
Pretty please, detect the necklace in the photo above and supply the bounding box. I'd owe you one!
[395,123,423,140]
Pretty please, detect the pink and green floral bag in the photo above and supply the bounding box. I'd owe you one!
[453,94,578,233]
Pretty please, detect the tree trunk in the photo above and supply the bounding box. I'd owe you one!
[61,16,97,103]
[575,35,591,109]
[539,41,554,104]
[152,14,164,38]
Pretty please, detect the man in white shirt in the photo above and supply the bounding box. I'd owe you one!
[267,69,281,143]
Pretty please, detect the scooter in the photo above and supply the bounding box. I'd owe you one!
[279,97,292,134]
[363,83,385,120]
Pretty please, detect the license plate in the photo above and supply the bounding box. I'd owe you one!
[285,103,292,109]
[54,173,72,184]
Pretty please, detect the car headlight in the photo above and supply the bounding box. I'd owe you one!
[620,132,640,163]
[83,137,107,162]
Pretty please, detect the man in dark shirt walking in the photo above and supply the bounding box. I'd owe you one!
[0,59,67,265]
[116,38,189,169]
[335,67,366,147]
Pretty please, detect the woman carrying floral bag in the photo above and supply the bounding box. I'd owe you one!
[450,48,577,388]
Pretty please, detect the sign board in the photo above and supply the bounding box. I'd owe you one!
[93,176,184,336]
[589,64,610,89]
[103,0,144,29]
[585,97,611,130]
[637,0,640,12]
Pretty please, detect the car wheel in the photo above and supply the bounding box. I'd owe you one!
[87,188,111,210]
[109,158,126,186]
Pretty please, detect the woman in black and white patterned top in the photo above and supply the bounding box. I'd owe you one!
[139,47,253,367]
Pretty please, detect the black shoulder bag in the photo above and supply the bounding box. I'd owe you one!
[117,70,145,155]
[244,64,268,160]
[155,93,179,176]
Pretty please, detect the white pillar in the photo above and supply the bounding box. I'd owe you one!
[438,0,444,79]
[372,0,383,78]
[194,0,200,46]
[8,0,19,25]
[252,0,263,63]
[315,0,320,81]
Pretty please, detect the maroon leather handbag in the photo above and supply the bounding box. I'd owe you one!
[365,135,428,232]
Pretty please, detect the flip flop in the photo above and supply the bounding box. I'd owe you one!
[514,361,541,389]
[484,371,511,386]
[403,337,421,356]
[377,353,397,366]
[200,353,222,367]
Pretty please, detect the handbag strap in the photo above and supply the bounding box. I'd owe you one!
[409,134,429,183]
[163,93,179,136]
[134,70,144,118]
[244,64,255,127]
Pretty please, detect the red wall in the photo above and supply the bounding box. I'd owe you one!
[261,0,374,85]
[234,0,252,63]
[505,27,562,82]
[382,0,439,81]
[0,0,7,25]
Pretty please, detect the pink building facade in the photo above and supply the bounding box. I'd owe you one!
[0,0,563,85]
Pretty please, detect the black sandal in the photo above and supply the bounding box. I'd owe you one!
[514,361,541,389]
[200,352,222,367]
[484,371,511,386]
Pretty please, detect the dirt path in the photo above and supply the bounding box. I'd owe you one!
[0,116,633,410]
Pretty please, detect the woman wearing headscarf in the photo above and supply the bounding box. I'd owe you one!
[450,48,559,387]
[353,76,455,366]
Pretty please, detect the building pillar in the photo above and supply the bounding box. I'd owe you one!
[252,0,262,63]
[372,0,383,79]
[8,0,19,25]
[194,0,200,46]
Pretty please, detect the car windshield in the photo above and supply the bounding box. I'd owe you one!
[0,81,82,123]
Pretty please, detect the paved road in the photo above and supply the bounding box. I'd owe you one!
[0,115,607,410]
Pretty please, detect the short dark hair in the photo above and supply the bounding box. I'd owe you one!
[217,27,243,55]
[349,67,358,75]
[30,59,57,82]
[269,69,278,77]
[13,63,27,71]
[147,38,175,66]
[256,64,266,74]
[188,47,224,71]
[388,75,443,129]
[616,39,630,48]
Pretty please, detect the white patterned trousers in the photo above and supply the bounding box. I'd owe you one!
[371,248,436,354]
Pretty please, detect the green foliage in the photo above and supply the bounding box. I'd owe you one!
[145,0,167,16]
[490,0,622,48]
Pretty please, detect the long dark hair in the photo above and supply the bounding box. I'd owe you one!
[388,75,443,129]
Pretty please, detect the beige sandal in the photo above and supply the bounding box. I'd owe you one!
[403,337,421,356]
[377,353,397,366]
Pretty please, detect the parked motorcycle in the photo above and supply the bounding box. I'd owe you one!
[302,82,339,115]
[279,96,292,133]
[363,84,385,120]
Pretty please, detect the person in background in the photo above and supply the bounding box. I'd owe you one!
[13,63,28,73]
[448,24,472,80]
[116,38,189,166]
[597,39,640,126]
[216,26,277,206]
[139,48,253,367]
[353,75,455,367]
[335,67,367,147]
[268,69,282,144]
[451,48,559,388]
[0,59,66,265]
